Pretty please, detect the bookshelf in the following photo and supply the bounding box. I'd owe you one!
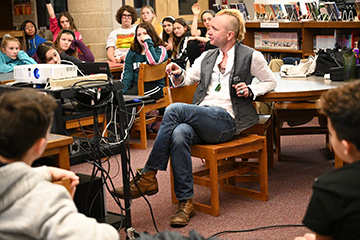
[244,21,360,59]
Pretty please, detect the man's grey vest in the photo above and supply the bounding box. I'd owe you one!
[192,42,259,134]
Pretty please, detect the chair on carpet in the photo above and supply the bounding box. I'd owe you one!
[163,86,269,216]
[130,59,171,149]
[52,178,72,195]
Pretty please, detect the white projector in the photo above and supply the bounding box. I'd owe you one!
[14,64,78,84]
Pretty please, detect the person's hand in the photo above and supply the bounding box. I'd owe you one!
[142,34,151,42]
[165,41,173,51]
[294,233,316,240]
[166,62,183,85]
[47,166,79,197]
[192,3,201,16]
[233,82,250,98]
[166,62,181,76]
[116,54,126,63]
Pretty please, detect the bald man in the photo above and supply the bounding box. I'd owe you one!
[113,9,277,227]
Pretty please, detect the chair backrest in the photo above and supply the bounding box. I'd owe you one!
[52,178,72,195]
[137,59,171,95]
[163,85,198,106]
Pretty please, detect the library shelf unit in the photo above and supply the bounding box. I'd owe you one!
[244,21,360,59]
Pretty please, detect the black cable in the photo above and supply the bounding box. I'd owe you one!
[206,224,305,239]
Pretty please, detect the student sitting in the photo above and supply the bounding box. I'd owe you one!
[45,0,82,42]
[106,5,137,63]
[54,29,94,62]
[34,41,81,64]
[0,88,119,240]
[140,5,163,36]
[172,18,191,69]
[294,80,360,240]
[20,20,47,57]
[121,22,167,100]
[0,35,36,73]
[187,3,217,66]
[161,16,175,59]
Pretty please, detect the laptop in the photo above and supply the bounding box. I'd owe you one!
[74,62,113,79]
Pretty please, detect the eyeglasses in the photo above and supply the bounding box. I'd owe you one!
[122,14,132,19]
[25,25,35,30]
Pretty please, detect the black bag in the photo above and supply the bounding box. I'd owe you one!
[313,47,347,76]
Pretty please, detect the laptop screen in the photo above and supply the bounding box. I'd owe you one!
[74,62,112,78]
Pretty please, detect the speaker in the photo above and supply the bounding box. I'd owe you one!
[74,173,106,221]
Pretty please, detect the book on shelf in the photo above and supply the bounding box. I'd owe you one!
[319,2,330,21]
[324,2,341,21]
[264,4,276,20]
[335,29,360,49]
[237,3,250,20]
[284,3,301,21]
[305,1,321,21]
[314,35,335,50]
[229,3,237,9]
[212,4,222,13]
[254,32,299,50]
[355,0,360,20]
[253,3,266,20]
[271,4,285,19]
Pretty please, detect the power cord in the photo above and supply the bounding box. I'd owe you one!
[206,224,305,239]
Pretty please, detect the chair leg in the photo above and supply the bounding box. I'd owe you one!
[274,109,282,162]
[209,157,220,216]
[130,109,148,149]
[266,119,275,168]
[259,140,269,201]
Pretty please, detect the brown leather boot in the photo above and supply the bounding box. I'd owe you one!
[170,199,195,227]
[112,168,158,199]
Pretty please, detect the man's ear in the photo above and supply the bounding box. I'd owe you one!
[33,137,47,157]
[342,139,357,157]
[227,31,235,41]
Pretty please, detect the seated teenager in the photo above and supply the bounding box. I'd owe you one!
[294,80,360,240]
[0,35,36,73]
[171,18,191,69]
[106,5,137,63]
[161,16,175,59]
[140,5,163,36]
[187,3,217,65]
[121,22,167,100]
[44,0,82,42]
[34,41,81,64]
[0,88,119,240]
[20,20,47,57]
[54,29,94,62]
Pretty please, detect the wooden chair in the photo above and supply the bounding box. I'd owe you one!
[163,85,275,168]
[274,101,328,162]
[163,86,268,216]
[130,59,171,149]
[52,178,72,195]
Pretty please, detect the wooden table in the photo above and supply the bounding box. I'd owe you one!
[108,61,123,80]
[256,73,344,167]
[41,133,73,170]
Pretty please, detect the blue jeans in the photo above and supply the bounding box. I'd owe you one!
[145,103,236,200]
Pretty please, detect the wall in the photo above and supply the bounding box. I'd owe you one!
[68,0,114,61]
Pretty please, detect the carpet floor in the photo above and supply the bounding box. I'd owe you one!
[70,131,334,240]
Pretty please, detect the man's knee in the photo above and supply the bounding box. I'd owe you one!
[172,124,193,145]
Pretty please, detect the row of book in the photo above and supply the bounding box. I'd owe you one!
[254,32,299,50]
[214,1,360,22]
[311,29,360,51]
[212,3,250,20]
